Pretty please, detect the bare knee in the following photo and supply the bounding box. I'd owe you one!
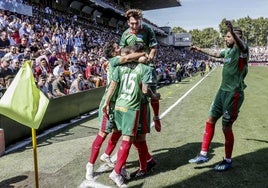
[98,130,107,138]
[206,117,217,124]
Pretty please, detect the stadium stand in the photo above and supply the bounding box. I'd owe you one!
[0,0,267,95]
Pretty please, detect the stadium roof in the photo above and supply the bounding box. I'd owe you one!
[72,0,181,11]
[124,0,181,11]
[67,0,179,35]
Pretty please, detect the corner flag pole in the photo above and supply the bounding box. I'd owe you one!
[31,128,39,188]
[0,61,48,188]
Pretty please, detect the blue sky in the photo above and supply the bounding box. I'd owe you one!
[143,0,268,31]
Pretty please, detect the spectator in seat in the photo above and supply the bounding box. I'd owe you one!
[0,31,11,57]
[29,39,42,57]
[18,37,28,53]
[34,57,51,77]
[44,73,56,99]
[48,50,58,69]
[18,22,30,38]
[53,59,65,77]
[9,58,20,75]
[69,60,83,81]
[18,47,31,62]
[52,72,69,97]
[0,57,13,86]
[4,74,14,88]
[4,45,19,60]
[85,59,104,88]
[69,73,86,94]
[37,74,49,97]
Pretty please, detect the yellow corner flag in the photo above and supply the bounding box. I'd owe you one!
[0,61,49,129]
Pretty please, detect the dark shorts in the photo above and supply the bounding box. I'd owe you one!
[98,97,116,133]
[209,89,244,126]
[148,66,158,92]
[137,102,151,134]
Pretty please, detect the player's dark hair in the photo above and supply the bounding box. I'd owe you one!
[103,41,116,58]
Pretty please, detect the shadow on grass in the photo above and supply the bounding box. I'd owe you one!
[245,138,268,144]
[149,142,220,172]
[5,114,99,154]
[0,175,28,188]
[127,142,268,187]
[162,147,268,188]
[127,142,222,179]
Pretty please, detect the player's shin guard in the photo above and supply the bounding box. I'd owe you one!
[89,134,106,164]
[114,140,132,174]
[133,141,148,171]
[104,131,122,156]
[201,121,215,153]
[224,129,234,159]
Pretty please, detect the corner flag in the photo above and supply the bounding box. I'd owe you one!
[0,61,49,129]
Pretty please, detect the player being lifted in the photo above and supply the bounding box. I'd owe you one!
[120,9,162,132]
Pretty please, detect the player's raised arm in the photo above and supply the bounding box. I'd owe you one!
[190,45,221,58]
[225,20,247,53]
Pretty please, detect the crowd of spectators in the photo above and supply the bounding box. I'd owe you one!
[0,2,267,99]
[0,5,119,98]
[249,46,268,62]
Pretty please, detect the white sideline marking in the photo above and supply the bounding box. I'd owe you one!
[5,109,99,154]
[82,70,214,186]
[78,180,112,188]
[152,70,213,126]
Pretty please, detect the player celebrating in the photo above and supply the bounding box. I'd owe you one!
[188,20,249,171]
[102,55,160,187]
[85,41,148,181]
[120,9,162,132]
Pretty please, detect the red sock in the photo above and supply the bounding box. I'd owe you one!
[104,131,122,155]
[89,135,105,164]
[151,98,159,117]
[114,140,132,174]
[133,141,148,171]
[201,121,215,152]
[224,129,234,159]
